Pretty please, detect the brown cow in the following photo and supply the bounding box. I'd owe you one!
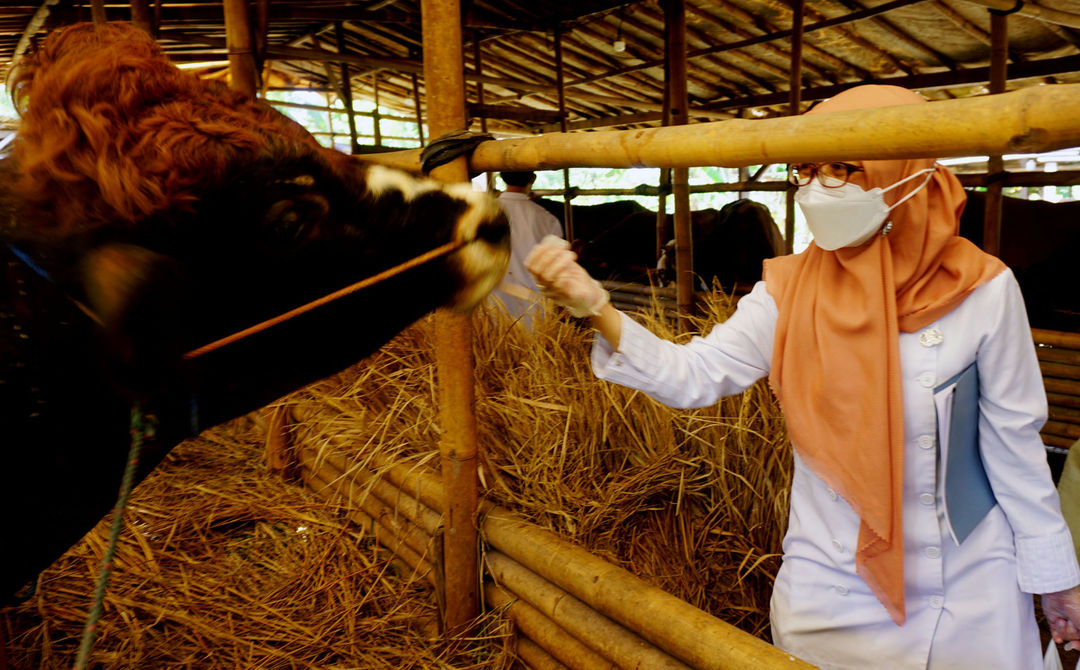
[1,22,508,601]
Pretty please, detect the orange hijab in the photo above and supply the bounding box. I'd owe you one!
[763,85,1005,624]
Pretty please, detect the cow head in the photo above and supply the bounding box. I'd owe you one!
[3,22,509,418]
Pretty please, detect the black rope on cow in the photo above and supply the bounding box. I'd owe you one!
[73,406,155,670]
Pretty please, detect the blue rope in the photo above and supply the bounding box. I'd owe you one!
[73,406,155,670]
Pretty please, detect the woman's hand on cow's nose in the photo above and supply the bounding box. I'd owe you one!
[526,238,609,318]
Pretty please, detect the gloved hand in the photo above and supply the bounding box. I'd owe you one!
[525,235,609,318]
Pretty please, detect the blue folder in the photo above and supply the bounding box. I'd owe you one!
[935,362,996,545]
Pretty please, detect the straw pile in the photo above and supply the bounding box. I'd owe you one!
[2,416,515,669]
[290,289,792,640]
[2,288,790,667]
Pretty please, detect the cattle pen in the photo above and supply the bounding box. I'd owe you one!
[4,1,1080,669]
[298,83,1080,670]
[296,3,1080,668]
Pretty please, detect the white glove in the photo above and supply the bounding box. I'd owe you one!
[525,235,609,318]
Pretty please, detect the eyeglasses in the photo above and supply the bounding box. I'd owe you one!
[788,162,865,188]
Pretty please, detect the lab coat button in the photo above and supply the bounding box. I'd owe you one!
[835,585,849,596]
[918,372,936,388]
[925,546,941,559]
[826,487,838,501]
[919,493,935,506]
[832,539,844,553]
[929,596,944,609]
[918,435,935,450]
[919,328,944,347]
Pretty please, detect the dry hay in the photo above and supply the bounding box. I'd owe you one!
[2,417,515,669]
[290,289,792,640]
[1,289,789,668]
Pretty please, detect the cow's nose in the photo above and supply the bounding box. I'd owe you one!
[475,212,509,246]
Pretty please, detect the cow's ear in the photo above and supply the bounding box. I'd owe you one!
[80,243,175,328]
[80,243,185,390]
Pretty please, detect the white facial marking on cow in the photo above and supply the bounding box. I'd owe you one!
[364,165,441,202]
[442,183,510,311]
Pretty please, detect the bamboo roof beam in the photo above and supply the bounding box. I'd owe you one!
[574,21,767,96]
[635,2,807,90]
[612,9,743,93]
[933,0,1027,63]
[960,0,1080,29]
[502,34,670,103]
[700,53,1080,113]
[793,0,912,75]
[829,0,958,69]
[564,0,931,89]
[685,4,863,84]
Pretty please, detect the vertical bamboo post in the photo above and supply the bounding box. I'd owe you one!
[983,10,1007,257]
[472,34,496,191]
[264,405,296,480]
[130,0,151,33]
[664,0,693,330]
[554,25,575,244]
[373,75,383,147]
[657,29,672,263]
[410,69,423,144]
[91,0,106,24]
[327,92,337,149]
[255,0,269,77]
[223,0,258,99]
[421,0,480,635]
[335,22,360,154]
[784,0,805,255]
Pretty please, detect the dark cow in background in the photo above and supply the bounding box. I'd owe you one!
[960,190,1079,331]
[1,23,509,602]
[534,196,784,290]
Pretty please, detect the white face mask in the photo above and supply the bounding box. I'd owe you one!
[796,166,937,251]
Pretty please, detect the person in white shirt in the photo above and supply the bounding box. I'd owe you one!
[490,171,564,328]
[525,85,1080,669]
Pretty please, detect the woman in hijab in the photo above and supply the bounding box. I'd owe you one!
[526,85,1080,669]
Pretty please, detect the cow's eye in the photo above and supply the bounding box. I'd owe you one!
[265,194,330,242]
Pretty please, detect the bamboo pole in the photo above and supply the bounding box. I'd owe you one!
[481,507,815,669]
[517,637,572,670]
[485,582,618,670]
[263,405,296,480]
[421,0,481,635]
[357,85,1080,173]
[554,25,575,245]
[295,441,444,536]
[1034,329,1080,351]
[129,0,151,33]
[223,0,258,98]
[300,466,438,586]
[335,22,360,154]
[487,552,692,669]
[982,10,1008,257]
[90,0,106,24]
[373,75,383,147]
[960,0,1080,29]
[302,460,437,557]
[784,0,805,256]
[663,0,693,331]
[412,69,426,146]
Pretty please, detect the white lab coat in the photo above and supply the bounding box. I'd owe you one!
[490,191,563,327]
[591,269,1080,670]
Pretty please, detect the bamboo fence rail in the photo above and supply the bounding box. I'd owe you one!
[357,85,1080,173]
[285,408,812,669]
[1036,329,1080,452]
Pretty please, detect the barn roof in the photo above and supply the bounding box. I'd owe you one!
[2,1,1080,139]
